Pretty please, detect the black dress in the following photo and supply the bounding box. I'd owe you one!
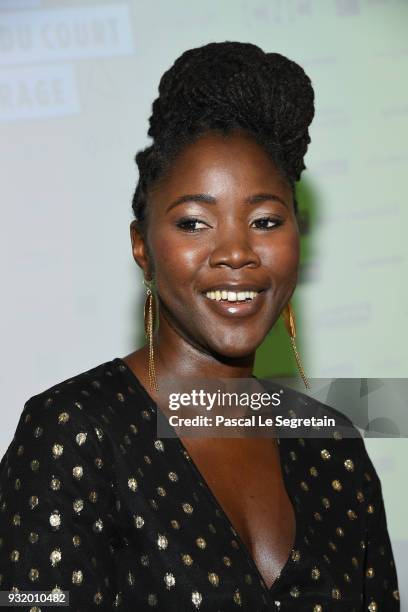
[0,358,400,611]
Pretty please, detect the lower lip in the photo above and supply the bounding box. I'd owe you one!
[201,292,265,317]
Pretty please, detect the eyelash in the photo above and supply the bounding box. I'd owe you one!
[175,216,283,233]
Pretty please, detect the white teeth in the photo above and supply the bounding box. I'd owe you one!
[204,290,259,302]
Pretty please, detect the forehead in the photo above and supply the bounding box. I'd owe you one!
[152,130,290,198]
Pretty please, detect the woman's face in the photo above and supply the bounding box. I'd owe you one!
[131,129,300,359]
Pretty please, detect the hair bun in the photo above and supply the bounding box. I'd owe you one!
[146,41,315,182]
[132,42,315,227]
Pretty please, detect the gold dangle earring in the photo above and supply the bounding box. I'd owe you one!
[143,276,158,393]
[282,302,311,390]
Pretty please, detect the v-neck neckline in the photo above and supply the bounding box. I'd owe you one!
[114,356,302,599]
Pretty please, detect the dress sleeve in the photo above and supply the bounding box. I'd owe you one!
[0,393,119,611]
[362,446,400,611]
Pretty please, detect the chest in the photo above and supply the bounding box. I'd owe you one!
[179,437,296,589]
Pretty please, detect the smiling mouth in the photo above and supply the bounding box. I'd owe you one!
[203,289,262,303]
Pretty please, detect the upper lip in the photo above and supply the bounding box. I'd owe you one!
[201,283,267,293]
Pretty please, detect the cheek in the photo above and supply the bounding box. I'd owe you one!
[149,234,206,289]
[259,230,300,315]
[260,229,300,279]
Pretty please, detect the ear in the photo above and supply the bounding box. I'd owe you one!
[130,220,152,279]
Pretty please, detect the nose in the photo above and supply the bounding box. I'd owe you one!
[208,223,261,269]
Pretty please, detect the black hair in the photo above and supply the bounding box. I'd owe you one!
[132,41,315,233]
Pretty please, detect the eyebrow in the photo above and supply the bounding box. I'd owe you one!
[166,192,288,213]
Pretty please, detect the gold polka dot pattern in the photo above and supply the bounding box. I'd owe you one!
[0,358,400,610]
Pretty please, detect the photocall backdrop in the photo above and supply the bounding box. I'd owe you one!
[0,0,407,604]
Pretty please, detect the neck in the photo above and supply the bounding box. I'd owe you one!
[153,322,256,380]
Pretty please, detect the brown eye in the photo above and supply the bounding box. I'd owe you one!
[176,217,209,232]
[251,217,283,230]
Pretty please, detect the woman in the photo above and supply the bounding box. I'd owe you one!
[0,42,399,611]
